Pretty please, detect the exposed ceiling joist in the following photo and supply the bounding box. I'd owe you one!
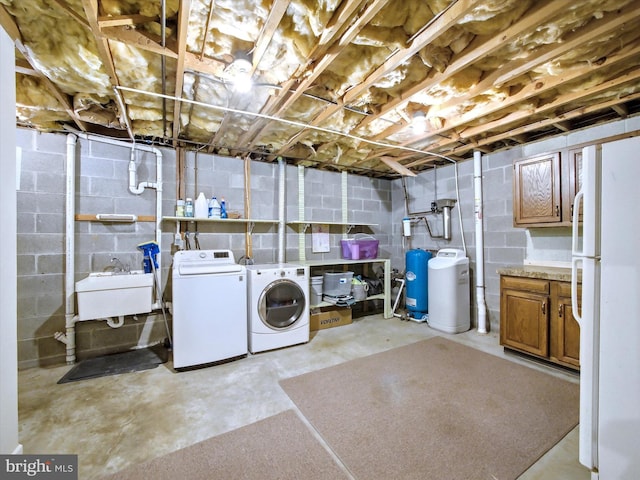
[6,0,640,178]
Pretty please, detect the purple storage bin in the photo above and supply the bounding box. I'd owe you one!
[340,235,379,260]
[340,239,355,259]
[357,238,379,259]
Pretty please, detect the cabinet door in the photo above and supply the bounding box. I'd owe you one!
[513,152,561,226]
[566,148,584,224]
[500,286,549,357]
[550,282,581,369]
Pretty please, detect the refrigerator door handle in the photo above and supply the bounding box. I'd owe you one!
[571,190,584,256]
[571,188,585,326]
[571,256,582,326]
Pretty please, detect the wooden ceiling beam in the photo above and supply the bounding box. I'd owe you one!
[100,26,178,58]
[343,0,482,105]
[252,0,291,71]
[80,0,119,86]
[356,0,577,134]
[409,42,640,152]
[51,0,91,29]
[446,90,640,159]
[611,104,629,118]
[172,0,191,145]
[459,67,640,140]
[270,0,478,156]
[2,4,89,131]
[98,14,157,27]
[553,121,572,132]
[244,0,385,152]
[360,2,640,154]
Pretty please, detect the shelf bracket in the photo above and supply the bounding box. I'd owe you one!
[346,224,355,234]
[247,221,255,234]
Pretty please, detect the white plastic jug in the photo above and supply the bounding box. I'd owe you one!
[194,192,209,218]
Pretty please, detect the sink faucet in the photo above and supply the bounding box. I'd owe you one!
[110,257,130,273]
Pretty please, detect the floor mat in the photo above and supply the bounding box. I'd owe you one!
[58,345,168,384]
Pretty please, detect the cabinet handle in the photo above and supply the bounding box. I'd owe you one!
[558,304,563,317]
[542,302,546,315]
[555,205,560,217]
[570,204,574,217]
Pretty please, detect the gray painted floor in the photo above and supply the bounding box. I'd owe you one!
[18,314,589,479]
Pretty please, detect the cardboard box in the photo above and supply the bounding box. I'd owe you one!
[310,307,352,331]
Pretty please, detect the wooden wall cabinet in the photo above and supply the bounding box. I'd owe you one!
[500,275,580,370]
[512,149,583,227]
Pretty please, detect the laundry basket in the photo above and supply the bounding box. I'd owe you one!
[340,234,379,260]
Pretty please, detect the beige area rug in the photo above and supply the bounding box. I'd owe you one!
[279,336,580,480]
[102,410,349,480]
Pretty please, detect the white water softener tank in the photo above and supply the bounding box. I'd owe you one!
[427,249,470,333]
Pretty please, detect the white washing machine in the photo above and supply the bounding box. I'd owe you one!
[247,263,310,353]
[172,249,247,369]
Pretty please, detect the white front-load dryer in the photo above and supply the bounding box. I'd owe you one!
[247,263,309,353]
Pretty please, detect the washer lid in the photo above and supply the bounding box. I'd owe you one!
[178,262,244,275]
[174,249,243,275]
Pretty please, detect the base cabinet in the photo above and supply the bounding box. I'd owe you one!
[500,275,580,370]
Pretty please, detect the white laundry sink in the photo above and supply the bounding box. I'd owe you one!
[75,270,153,320]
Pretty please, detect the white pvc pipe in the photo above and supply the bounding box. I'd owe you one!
[56,131,165,362]
[277,157,286,264]
[106,316,125,328]
[72,131,164,287]
[63,134,78,363]
[474,151,488,334]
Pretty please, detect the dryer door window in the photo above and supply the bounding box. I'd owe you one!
[258,279,306,330]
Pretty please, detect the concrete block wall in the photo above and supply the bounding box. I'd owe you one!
[286,167,392,263]
[16,130,173,368]
[390,115,640,333]
[15,130,392,368]
[390,155,522,333]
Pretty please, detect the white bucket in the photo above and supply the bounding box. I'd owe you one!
[352,282,368,301]
[310,276,323,305]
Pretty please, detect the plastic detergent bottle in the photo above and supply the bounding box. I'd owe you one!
[220,197,228,219]
[185,198,194,217]
[194,192,208,218]
[209,196,221,218]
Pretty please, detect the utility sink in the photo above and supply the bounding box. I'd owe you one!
[75,270,153,320]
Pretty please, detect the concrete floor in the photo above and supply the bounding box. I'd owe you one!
[18,314,590,479]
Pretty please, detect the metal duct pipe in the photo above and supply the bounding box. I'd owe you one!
[443,206,452,240]
[474,151,488,334]
[277,157,286,263]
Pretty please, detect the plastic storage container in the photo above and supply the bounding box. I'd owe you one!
[405,249,432,320]
[208,196,221,218]
[340,234,379,259]
[310,276,323,305]
[322,271,354,297]
[427,248,470,333]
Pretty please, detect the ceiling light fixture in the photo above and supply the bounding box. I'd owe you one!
[224,54,253,93]
[412,111,427,134]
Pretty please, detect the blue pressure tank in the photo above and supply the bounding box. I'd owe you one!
[405,249,432,320]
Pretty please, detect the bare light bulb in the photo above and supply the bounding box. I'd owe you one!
[225,58,253,93]
[412,111,427,133]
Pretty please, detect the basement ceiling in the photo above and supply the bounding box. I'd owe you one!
[3,0,640,178]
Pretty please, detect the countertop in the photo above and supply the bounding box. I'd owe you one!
[497,265,576,282]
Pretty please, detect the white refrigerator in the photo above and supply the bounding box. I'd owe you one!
[571,137,640,479]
